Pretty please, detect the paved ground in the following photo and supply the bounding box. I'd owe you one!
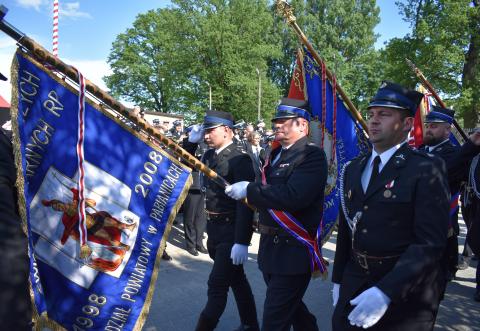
[143,215,480,331]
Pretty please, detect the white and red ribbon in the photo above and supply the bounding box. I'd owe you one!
[53,0,59,57]
[76,69,88,252]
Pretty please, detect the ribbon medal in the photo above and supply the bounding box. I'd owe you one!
[384,180,395,198]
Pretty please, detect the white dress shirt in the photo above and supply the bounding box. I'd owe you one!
[361,141,407,193]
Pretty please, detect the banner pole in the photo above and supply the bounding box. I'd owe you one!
[405,58,468,143]
[275,0,368,133]
[0,7,235,192]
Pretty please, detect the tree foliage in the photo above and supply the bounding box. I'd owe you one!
[106,0,282,123]
[270,0,381,112]
[105,0,479,128]
[382,0,479,127]
[106,0,381,122]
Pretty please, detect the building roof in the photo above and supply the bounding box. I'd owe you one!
[0,94,10,108]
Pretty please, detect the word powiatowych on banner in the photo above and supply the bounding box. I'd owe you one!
[11,50,192,330]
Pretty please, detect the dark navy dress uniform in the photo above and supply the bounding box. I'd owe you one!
[332,83,450,331]
[196,110,258,331]
[245,98,328,331]
[419,106,480,282]
[0,129,32,330]
[181,138,207,255]
[332,144,450,330]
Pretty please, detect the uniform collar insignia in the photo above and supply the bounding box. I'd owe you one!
[394,153,407,167]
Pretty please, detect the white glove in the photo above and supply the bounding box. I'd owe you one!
[230,244,248,265]
[188,124,204,143]
[332,283,340,307]
[225,181,249,200]
[348,286,390,329]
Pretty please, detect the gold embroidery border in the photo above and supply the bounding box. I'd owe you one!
[11,49,192,330]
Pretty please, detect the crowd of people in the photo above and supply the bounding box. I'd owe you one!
[163,82,480,331]
[1,78,480,331]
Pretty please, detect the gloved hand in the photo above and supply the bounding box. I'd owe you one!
[230,244,248,265]
[188,124,205,143]
[225,181,249,200]
[332,283,340,307]
[348,286,390,329]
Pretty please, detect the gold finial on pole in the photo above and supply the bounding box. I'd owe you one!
[274,0,367,132]
[276,0,296,25]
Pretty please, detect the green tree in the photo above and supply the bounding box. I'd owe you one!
[270,0,382,113]
[105,0,282,123]
[105,8,192,114]
[382,0,479,128]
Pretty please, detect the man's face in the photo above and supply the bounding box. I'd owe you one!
[251,134,261,146]
[423,122,450,146]
[204,125,230,149]
[272,117,307,146]
[367,107,413,153]
[245,125,254,134]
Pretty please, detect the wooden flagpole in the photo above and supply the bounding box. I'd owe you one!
[405,58,468,143]
[275,0,368,132]
[0,7,232,191]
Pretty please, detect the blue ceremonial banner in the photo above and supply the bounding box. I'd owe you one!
[301,49,369,244]
[11,51,192,330]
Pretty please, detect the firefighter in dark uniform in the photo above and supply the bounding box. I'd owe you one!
[182,126,208,256]
[460,128,480,301]
[226,98,327,331]
[467,148,480,301]
[0,128,32,330]
[170,120,184,143]
[331,82,450,330]
[420,107,480,282]
[194,110,259,331]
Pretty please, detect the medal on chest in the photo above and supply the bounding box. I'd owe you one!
[383,179,395,198]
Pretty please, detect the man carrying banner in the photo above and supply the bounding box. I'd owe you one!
[226,98,327,331]
[420,107,480,282]
[331,82,450,330]
[194,110,259,331]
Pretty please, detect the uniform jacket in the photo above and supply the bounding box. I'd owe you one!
[419,140,480,233]
[247,136,327,275]
[245,142,265,182]
[332,144,449,324]
[0,129,32,329]
[182,138,207,192]
[203,143,255,245]
[465,154,480,255]
[419,139,480,195]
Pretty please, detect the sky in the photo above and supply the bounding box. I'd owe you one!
[0,0,411,104]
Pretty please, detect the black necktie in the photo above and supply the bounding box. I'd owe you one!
[368,156,381,189]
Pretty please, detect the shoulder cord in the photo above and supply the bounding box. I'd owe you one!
[469,155,480,199]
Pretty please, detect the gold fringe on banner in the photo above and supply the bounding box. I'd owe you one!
[10,49,193,330]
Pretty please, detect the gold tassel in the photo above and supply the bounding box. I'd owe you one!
[80,244,92,259]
